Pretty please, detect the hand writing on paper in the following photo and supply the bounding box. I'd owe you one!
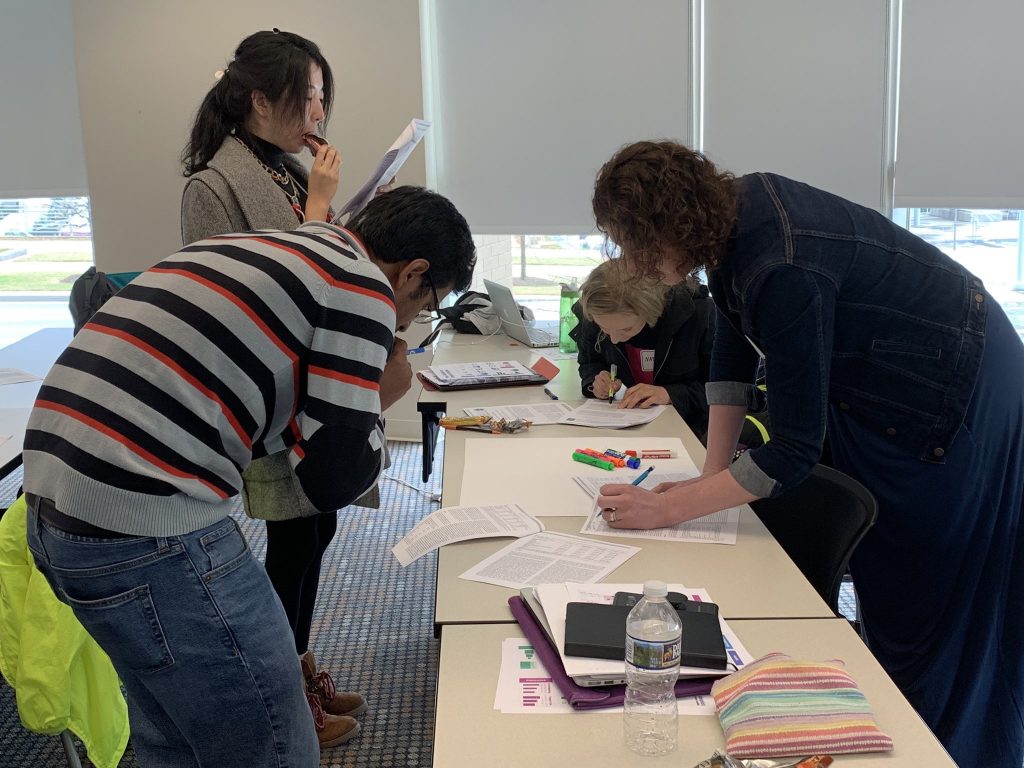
[379,338,412,411]
[592,370,623,400]
[596,485,673,529]
[618,383,670,409]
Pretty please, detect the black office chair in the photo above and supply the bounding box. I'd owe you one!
[750,464,877,619]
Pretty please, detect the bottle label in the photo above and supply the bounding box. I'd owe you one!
[625,634,681,671]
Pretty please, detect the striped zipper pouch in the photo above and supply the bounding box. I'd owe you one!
[710,652,894,758]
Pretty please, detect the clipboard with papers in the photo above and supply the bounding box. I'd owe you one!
[417,358,558,391]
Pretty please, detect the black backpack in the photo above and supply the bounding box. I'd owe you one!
[417,291,500,345]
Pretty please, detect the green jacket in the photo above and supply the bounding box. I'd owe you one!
[0,496,129,768]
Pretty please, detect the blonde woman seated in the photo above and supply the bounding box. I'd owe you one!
[570,259,715,438]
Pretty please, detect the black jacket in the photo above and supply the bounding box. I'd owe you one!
[570,282,715,438]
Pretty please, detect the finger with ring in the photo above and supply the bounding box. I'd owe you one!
[608,510,617,523]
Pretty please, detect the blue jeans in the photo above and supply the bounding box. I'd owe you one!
[26,506,319,768]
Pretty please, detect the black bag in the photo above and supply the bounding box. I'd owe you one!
[68,267,118,335]
[417,291,500,346]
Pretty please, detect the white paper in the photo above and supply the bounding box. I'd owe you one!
[334,118,431,220]
[557,399,666,429]
[0,368,41,385]
[494,638,715,715]
[536,583,754,682]
[0,435,10,448]
[573,470,741,545]
[421,360,539,387]
[458,532,639,589]
[391,504,542,567]
[463,402,573,425]
[459,437,695,518]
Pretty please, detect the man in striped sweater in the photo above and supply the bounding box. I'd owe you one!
[22,186,475,767]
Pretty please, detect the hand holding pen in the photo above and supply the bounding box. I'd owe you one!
[597,467,656,527]
[592,368,622,403]
[608,363,618,403]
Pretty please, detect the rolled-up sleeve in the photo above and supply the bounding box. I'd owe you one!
[727,267,835,497]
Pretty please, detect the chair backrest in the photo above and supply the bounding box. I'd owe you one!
[750,464,877,616]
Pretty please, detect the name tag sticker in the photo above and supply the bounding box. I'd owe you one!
[640,349,655,371]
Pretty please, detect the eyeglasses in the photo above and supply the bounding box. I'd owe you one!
[416,270,443,322]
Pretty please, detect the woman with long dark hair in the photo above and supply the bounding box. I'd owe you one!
[181,30,362,750]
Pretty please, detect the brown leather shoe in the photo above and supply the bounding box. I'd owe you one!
[307,693,360,749]
[300,650,368,717]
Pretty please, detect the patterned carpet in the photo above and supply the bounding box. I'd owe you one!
[0,438,444,768]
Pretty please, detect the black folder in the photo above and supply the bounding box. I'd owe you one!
[563,602,728,670]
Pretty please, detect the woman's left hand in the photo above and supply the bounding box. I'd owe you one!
[619,384,670,409]
[375,177,396,197]
[595,485,674,529]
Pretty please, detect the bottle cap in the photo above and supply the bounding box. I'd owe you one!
[643,580,668,598]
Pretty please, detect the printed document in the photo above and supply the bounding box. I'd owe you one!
[459,531,639,589]
[334,118,431,221]
[574,471,741,545]
[463,402,573,425]
[420,360,539,387]
[392,504,541,567]
[0,368,41,385]
[494,638,714,715]
[557,399,665,429]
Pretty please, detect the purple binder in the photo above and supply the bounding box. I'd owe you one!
[507,596,714,710]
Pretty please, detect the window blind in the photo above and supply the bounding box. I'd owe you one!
[895,0,1024,208]
[425,0,690,234]
[702,0,888,211]
[0,0,89,198]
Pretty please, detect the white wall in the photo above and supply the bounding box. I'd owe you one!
[71,1,425,272]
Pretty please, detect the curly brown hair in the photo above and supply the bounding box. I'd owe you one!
[592,141,739,276]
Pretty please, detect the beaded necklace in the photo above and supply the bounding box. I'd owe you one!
[233,135,305,223]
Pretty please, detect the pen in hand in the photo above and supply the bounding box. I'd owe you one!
[608,363,617,404]
[631,466,654,487]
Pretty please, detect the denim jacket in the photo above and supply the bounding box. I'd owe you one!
[707,173,987,497]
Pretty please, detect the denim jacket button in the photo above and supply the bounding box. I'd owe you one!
[839,402,850,411]
[933,447,945,457]
[885,427,897,436]
[974,292,984,303]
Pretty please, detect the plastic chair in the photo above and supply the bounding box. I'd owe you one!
[750,464,877,618]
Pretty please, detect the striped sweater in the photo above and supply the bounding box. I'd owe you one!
[23,222,395,536]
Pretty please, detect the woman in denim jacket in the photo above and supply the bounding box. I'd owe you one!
[592,141,1024,767]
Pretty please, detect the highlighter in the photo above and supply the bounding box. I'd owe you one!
[608,364,618,404]
[572,451,615,471]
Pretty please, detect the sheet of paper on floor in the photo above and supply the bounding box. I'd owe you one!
[575,471,741,545]
[458,436,695,517]
[557,399,666,428]
[458,531,639,589]
[494,638,715,715]
[463,401,573,425]
[392,504,542,566]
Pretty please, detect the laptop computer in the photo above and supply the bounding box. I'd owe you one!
[483,278,560,348]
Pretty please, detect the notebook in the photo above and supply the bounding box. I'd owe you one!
[483,278,560,347]
[417,358,556,391]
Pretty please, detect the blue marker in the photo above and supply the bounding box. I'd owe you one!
[543,387,559,400]
[631,466,655,487]
[407,346,426,355]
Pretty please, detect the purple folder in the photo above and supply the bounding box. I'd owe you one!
[507,596,714,710]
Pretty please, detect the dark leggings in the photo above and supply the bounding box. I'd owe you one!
[263,513,339,654]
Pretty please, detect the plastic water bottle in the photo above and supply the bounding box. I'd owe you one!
[624,580,681,756]
[558,280,579,353]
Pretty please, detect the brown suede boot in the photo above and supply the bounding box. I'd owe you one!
[300,650,368,717]
[307,693,360,749]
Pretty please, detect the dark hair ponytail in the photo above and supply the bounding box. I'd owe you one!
[181,30,334,176]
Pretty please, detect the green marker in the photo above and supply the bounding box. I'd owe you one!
[572,450,614,471]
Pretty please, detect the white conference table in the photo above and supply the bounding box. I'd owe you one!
[0,327,72,478]
[433,619,956,768]
[426,331,833,629]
